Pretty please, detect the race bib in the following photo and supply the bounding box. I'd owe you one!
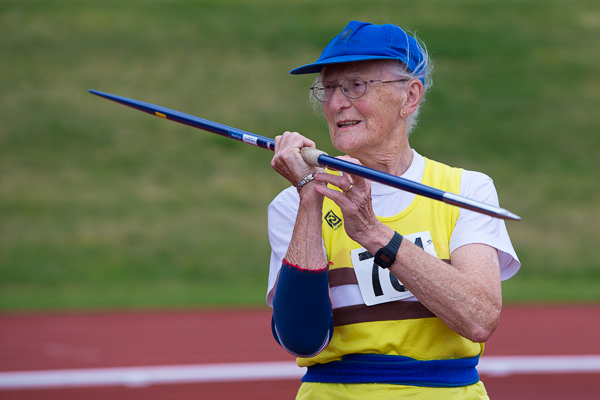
[352,231,437,306]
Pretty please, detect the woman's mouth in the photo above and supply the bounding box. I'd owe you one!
[337,120,361,128]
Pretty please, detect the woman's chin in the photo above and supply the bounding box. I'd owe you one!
[332,136,365,155]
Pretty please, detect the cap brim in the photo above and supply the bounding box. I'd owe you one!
[289,55,405,75]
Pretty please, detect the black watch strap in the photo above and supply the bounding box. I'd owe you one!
[373,231,403,269]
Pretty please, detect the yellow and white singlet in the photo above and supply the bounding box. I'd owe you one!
[295,157,489,400]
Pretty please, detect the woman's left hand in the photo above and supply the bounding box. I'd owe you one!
[313,155,394,253]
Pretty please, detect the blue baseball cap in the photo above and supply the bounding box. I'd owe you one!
[290,21,426,82]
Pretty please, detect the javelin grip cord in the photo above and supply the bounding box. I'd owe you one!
[89,89,521,221]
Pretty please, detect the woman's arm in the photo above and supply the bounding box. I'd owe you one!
[313,167,502,343]
[391,241,501,343]
[269,132,333,356]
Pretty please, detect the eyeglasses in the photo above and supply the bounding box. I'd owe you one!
[310,78,408,102]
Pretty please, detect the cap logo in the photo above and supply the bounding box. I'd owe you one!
[340,28,352,40]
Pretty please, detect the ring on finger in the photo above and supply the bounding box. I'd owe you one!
[343,184,354,194]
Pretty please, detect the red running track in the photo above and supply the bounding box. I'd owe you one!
[1,305,599,399]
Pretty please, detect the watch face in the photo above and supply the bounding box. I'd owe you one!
[378,252,393,264]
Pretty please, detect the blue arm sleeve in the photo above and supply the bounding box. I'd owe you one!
[271,260,334,358]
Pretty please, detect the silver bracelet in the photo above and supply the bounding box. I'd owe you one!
[297,172,317,192]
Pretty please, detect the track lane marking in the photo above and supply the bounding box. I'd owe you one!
[2,356,600,390]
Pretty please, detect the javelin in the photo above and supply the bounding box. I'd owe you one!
[89,89,521,221]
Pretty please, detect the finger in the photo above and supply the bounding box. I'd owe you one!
[274,135,283,153]
[280,131,316,150]
[314,182,355,206]
[345,171,368,190]
[313,171,353,192]
[326,154,361,170]
[326,155,370,183]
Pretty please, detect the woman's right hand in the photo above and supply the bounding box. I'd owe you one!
[271,131,323,190]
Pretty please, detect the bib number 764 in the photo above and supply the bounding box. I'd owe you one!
[351,231,437,306]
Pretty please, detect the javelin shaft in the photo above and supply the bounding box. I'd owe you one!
[89,89,521,221]
[304,150,520,221]
[89,89,275,151]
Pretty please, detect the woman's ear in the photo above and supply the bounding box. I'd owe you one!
[401,80,424,116]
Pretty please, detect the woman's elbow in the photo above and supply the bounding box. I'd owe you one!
[468,324,496,343]
[466,307,501,343]
[272,317,333,357]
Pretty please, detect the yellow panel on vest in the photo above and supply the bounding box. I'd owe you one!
[296,380,489,400]
[304,158,483,367]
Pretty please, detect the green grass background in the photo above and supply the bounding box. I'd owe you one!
[1,0,598,310]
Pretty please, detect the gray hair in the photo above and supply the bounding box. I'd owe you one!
[310,33,433,138]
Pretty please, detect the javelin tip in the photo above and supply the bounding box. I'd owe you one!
[442,192,521,221]
[503,211,522,221]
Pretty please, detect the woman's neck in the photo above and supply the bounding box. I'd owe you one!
[350,141,413,177]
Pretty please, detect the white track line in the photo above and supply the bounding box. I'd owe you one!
[0,361,303,390]
[1,356,599,390]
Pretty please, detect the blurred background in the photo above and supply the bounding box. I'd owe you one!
[1,0,599,312]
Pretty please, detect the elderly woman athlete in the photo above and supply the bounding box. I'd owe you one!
[266,21,520,399]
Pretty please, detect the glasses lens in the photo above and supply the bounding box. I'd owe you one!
[312,82,335,102]
[342,78,367,99]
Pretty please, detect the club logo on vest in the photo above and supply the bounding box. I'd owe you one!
[324,210,342,230]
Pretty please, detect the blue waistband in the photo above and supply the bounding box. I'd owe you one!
[302,353,480,388]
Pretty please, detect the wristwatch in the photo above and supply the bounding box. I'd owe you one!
[373,231,403,269]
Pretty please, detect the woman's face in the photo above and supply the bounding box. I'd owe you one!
[321,61,406,157]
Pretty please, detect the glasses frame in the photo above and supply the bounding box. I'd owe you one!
[310,78,408,103]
